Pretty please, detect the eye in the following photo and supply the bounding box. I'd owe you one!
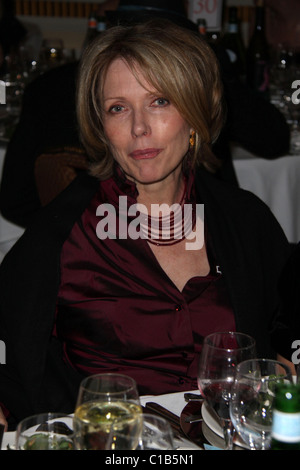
[108,104,125,114]
[152,97,170,107]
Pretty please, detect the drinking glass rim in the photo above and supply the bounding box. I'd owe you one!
[79,372,138,395]
[16,412,74,434]
[203,331,256,352]
[235,357,293,382]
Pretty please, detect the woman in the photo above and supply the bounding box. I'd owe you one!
[0,20,292,429]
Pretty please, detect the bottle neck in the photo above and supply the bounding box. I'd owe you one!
[227,7,239,34]
[87,12,97,31]
[227,23,238,34]
[197,19,207,37]
[255,6,265,32]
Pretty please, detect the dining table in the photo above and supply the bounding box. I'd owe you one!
[1,378,297,451]
[0,389,228,451]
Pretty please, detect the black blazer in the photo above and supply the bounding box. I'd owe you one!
[0,168,292,428]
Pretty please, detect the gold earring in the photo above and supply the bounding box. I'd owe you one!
[189,131,195,148]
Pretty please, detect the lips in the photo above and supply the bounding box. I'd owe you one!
[129,148,162,159]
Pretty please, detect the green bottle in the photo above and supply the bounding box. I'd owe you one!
[222,6,246,81]
[271,383,300,450]
[246,0,270,98]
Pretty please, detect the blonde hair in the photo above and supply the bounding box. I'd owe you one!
[77,19,224,180]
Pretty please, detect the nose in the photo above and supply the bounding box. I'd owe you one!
[131,109,151,138]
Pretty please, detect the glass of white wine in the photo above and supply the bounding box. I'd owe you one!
[73,373,142,450]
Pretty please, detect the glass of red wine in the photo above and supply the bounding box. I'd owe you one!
[197,331,256,450]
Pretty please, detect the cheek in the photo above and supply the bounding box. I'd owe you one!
[163,114,191,139]
[103,121,117,143]
[167,123,191,152]
[104,123,127,155]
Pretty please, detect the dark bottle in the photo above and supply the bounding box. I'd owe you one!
[222,6,246,81]
[246,0,270,97]
[83,11,98,49]
[96,15,106,35]
[271,383,300,450]
[197,18,207,38]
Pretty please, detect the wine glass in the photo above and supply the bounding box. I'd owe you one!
[15,412,74,450]
[230,358,293,450]
[197,331,256,450]
[107,413,174,450]
[73,373,142,450]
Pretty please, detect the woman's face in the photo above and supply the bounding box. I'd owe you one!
[101,58,193,189]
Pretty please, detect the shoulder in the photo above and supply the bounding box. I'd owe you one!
[1,173,99,266]
[196,166,269,209]
[195,167,288,238]
[31,172,99,229]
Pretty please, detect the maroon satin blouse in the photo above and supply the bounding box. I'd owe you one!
[55,170,235,395]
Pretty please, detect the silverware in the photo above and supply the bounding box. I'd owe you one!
[184,414,203,423]
[144,402,180,424]
[180,401,209,448]
[144,402,182,434]
[184,392,203,402]
[143,402,200,447]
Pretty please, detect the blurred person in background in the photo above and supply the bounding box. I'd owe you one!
[265,0,300,51]
[0,0,27,72]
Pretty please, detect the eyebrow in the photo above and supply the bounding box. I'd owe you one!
[103,91,161,102]
[103,96,126,102]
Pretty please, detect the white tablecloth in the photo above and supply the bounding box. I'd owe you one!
[233,152,300,244]
[0,145,24,260]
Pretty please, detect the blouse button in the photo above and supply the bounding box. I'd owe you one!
[175,304,182,311]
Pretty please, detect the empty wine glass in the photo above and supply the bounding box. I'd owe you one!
[138,414,174,450]
[107,413,174,450]
[73,373,142,450]
[230,358,293,450]
[197,331,256,450]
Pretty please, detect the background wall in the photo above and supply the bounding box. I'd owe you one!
[14,0,255,54]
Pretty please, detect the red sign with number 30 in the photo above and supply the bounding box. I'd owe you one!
[187,0,223,30]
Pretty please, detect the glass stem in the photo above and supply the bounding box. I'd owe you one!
[223,420,234,450]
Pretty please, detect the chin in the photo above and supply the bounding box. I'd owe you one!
[127,163,182,187]
[129,169,164,185]
[136,174,168,186]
